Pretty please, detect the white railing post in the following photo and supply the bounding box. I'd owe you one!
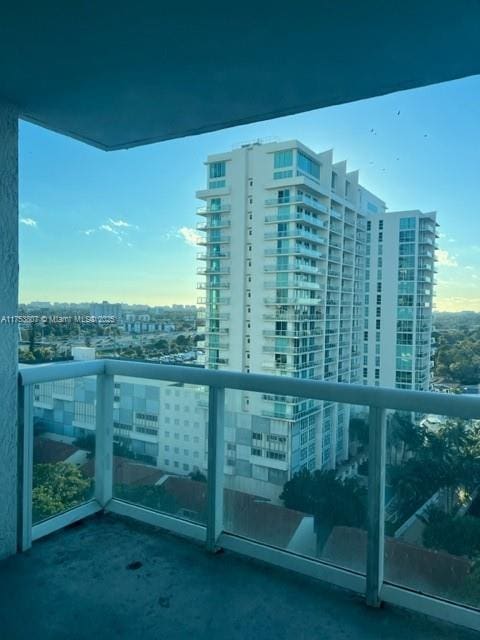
[366,405,387,607]
[95,373,114,508]
[206,386,225,552]
[17,382,34,552]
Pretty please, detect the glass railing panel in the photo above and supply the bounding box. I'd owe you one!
[384,410,480,610]
[111,376,208,525]
[222,389,367,572]
[32,375,96,524]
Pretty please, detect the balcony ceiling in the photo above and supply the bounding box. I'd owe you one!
[1,1,479,150]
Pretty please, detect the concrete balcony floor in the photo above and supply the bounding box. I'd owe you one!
[0,514,477,640]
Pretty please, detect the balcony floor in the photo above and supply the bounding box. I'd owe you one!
[0,513,476,640]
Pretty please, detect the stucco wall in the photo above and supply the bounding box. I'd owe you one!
[0,102,18,558]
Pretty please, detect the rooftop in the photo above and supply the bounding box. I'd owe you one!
[0,513,477,640]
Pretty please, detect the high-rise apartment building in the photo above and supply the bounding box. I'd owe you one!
[363,210,437,391]
[196,140,437,498]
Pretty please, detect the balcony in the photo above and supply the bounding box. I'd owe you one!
[264,211,328,228]
[4,359,479,637]
[263,343,323,354]
[263,329,324,338]
[197,266,231,275]
[263,296,322,306]
[197,281,230,289]
[264,229,327,244]
[264,279,321,290]
[196,219,231,230]
[264,247,324,259]
[264,194,329,214]
[197,203,231,215]
[197,234,231,246]
[264,263,324,275]
[197,251,231,260]
[4,512,471,640]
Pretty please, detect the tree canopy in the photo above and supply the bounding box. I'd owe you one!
[33,463,92,523]
[280,468,367,530]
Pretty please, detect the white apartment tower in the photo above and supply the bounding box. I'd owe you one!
[196,140,437,499]
[363,209,437,390]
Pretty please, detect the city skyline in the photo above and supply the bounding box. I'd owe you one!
[19,75,480,310]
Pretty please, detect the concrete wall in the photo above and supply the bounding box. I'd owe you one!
[0,102,18,559]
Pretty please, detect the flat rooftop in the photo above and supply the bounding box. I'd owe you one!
[0,513,476,640]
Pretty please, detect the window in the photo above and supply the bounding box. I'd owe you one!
[399,243,415,256]
[274,149,293,168]
[209,161,226,179]
[274,170,293,180]
[297,151,320,180]
[136,426,158,435]
[399,229,415,243]
[400,217,416,230]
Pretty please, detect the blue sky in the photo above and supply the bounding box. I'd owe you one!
[19,75,480,310]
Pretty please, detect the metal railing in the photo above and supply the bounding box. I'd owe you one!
[17,359,480,632]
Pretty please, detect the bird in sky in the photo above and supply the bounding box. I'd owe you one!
[397,110,401,115]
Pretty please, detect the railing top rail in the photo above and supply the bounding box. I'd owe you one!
[19,360,105,385]
[18,358,480,419]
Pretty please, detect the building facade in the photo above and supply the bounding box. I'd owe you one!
[196,140,437,498]
[362,210,437,390]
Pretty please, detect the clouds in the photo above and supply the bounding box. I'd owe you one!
[178,226,202,247]
[82,218,138,244]
[80,220,203,249]
[436,249,458,267]
[20,217,38,227]
[108,218,138,229]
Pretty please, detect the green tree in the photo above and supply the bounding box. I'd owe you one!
[32,463,92,522]
[280,469,366,534]
[174,334,190,348]
[349,417,369,447]
[391,418,480,521]
[423,506,480,558]
[189,470,207,483]
[388,411,424,465]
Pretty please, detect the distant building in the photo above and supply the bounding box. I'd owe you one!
[71,347,96,361]
[89,300,122,320]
